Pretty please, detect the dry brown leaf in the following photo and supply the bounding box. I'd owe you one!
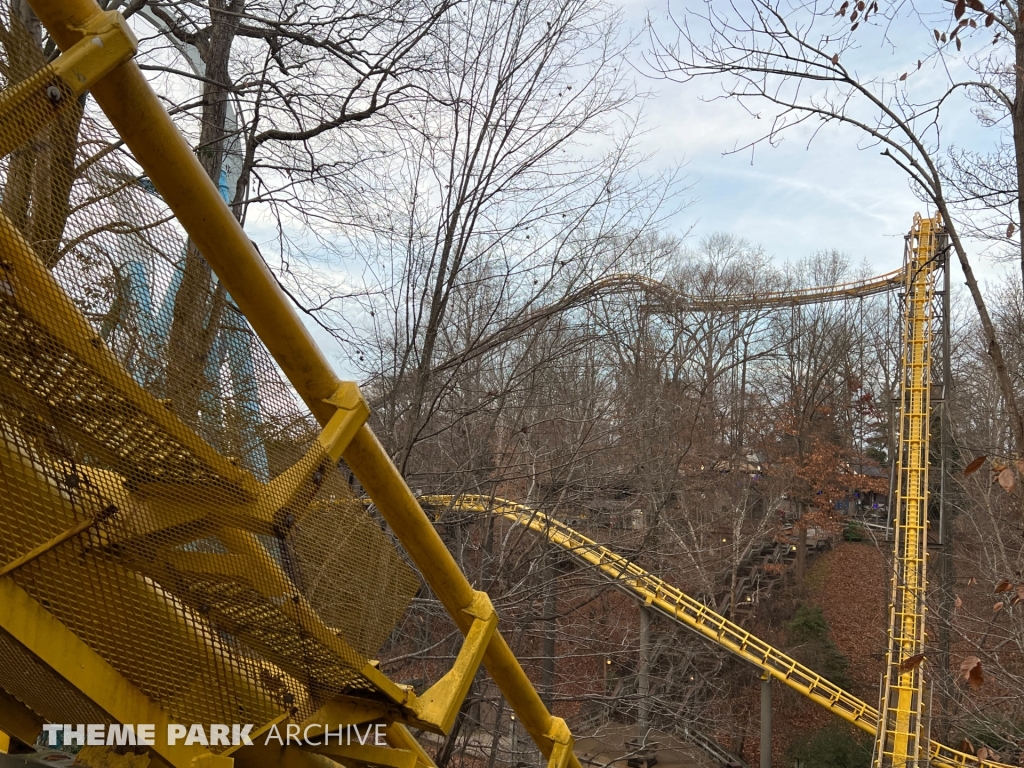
[968,0,985,11]
[977,746,989,762]
[996,578,1013,593]
[1008,222,1017,238]
[899,653,926,673]
[832,53,840,64]
[934,28,942,40]
[954,0,966,17]
[986,12,995,24]
[955,594,963,609]
[899,72,908,81]
[960,738,975,754]
[998,467,1016,492]
[969,17,978,27]
[1015,458,1024,475]
[964,455,986,475]
[994,601,1004,613]
[960,656,979,674]
[957,36,963,49]
[851,21,860,30]
[960,656,984,689]
[968,576,978,586]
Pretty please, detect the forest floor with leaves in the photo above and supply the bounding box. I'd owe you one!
[735,539,888,765]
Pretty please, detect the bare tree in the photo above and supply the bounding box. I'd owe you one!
[648,0,1024,449]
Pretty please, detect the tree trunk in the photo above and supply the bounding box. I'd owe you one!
[936,198,1024,450]
[166,1,244,419]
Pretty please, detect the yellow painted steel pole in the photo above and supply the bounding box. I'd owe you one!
[344,427,579,764]
[26,2,580,763]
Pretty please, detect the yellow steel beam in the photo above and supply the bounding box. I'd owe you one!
[384,724,440,768]
[0,686,42,746]
[408,591,497,733]
[315,743,417,768]
[0,579,223,768]
[0,10,136,160]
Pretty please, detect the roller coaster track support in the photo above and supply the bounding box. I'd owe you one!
[874,215,942,768]
[422,495,1008,768]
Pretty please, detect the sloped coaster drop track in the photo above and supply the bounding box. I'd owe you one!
[423,494,995,768]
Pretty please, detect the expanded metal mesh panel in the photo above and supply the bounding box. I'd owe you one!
[0,629,110,728]
[0,12,419,738]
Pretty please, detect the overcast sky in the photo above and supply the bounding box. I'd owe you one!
[623,0,1011,283]
[271,0,1015,370]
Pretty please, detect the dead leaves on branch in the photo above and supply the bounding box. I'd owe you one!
[955,579,1024,623]
[1014,584,1024,607]
[938,0,1002,51]
[962,454,1022,493]
[961,741,1001,762]
[977,746,999,763]
[964,455,986,476]
[832,0,877,32]
[997,467,1016,491]
[987,578,1023,606]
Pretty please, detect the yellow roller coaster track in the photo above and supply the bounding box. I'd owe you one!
[875,215,941,768]
[603,266,907,311]
[0,1,964,766]
[422,495,1004,768]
